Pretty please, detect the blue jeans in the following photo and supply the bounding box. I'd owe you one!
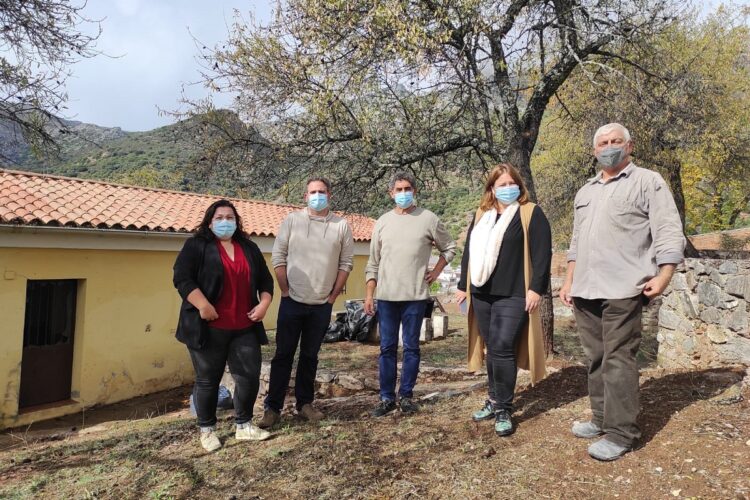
[377,300,427,401]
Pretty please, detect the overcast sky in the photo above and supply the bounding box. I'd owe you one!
[63,0,742,132]
[65,0,271,131]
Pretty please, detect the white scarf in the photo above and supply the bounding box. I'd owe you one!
[469,202,519,287]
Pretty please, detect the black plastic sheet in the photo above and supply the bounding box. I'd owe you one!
[346,300,377,342]
[323,311,348,343]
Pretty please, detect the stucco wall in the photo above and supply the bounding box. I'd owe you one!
[0,235,370,429]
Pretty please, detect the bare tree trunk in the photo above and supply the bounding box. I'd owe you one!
[664,158,699,257]
[509,139,554,354]
[540,282,554,356]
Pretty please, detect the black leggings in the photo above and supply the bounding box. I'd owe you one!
[472,295,527,412]
[188,327,262,427]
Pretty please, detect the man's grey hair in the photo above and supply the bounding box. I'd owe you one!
[593,123,631,147]
[305,176,332,193]
[388,171,417,191]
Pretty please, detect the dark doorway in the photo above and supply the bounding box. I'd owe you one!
[19,280,78,409]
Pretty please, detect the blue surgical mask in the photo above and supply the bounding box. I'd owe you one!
[495,185,520,205]
[211,219,237,239]
[394,191,414,209]
[307,193,329,211]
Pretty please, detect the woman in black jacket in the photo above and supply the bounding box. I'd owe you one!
[173,199,274,452]
[456,164,552,437]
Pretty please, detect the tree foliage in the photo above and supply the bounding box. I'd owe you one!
[186,0,682,211]
[533,4,750,248]
[184,0,686,349]
[0,0,100,164]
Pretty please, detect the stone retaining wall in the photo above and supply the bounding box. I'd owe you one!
[551,276,661,335]
[657,259,750,369]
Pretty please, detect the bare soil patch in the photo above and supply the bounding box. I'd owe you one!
[0,313,747,499]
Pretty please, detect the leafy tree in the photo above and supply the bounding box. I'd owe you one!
[0,0,100,164]
[186,0,682,209]
[111,166,182,191]
[533,5,750,250]
[185,0,685,352]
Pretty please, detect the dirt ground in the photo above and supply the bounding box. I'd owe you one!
[0,312,748,499]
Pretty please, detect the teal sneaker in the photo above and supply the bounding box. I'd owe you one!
[494,409,514,436]
[472,400,495,422]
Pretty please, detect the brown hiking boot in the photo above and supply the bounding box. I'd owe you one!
[257,408,280,429]
[298,404,324,422]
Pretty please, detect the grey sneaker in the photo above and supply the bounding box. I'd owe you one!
[472,400,495,422]
[494,409,514,436]
[399,398,420,414]
[572,421,603,439]
[588,438,631,461]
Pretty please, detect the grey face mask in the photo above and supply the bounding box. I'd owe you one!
[596,146,628,169]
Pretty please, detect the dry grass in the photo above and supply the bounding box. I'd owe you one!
[0,315,748,499]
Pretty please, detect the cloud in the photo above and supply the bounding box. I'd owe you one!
[114,0,141,18]
[64,1,271,131]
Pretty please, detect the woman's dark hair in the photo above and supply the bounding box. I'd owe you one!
[194,199,249,240]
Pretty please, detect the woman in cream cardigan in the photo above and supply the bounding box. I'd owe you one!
[456,163,552,436]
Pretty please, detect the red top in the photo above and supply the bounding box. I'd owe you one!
[209,240,254,330]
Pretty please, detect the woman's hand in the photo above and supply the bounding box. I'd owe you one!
[248,303,269,322]
[199,303,219,321]
[525,290,541,313]
[455,289,467,305]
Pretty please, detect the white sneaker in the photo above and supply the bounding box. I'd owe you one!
[236,423,271,441]
[200,428,222,452]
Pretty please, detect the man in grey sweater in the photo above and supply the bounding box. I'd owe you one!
[259,177,354,427]
[365,172,456,416]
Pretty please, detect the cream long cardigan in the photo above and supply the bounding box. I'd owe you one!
[466,202,547,386]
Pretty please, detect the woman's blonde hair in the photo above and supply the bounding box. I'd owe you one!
[479,163,530,212]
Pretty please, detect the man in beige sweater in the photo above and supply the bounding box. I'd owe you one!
[365,172,456,416]
[259,177,354,427]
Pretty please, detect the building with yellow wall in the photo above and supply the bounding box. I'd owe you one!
[0,169,374,429]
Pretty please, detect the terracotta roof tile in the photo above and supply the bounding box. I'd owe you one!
[0,169,375,241]
[689,228,750,251]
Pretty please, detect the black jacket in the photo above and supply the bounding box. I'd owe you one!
[458,205,552,297]
[173,235,275,349]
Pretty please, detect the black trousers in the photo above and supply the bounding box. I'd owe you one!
[188,327,262,427]
[265,296,333,412]
[472,295,527,412]
[573,296,643,447]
